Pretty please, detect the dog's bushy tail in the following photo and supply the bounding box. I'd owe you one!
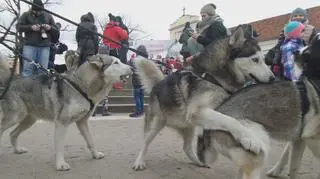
[134,58,164,93]
[0,56,12,86]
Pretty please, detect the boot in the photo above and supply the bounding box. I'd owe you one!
[102,106,112,116]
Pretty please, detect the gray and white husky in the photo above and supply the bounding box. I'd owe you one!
[196,34,320,179]
[0,51,132,171]
[132,25,275,171]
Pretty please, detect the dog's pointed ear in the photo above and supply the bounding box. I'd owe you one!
[87,55,103,68]
[229,26,246,48]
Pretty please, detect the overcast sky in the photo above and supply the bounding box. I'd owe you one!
[49,0,320,39]
[1,0,320,57]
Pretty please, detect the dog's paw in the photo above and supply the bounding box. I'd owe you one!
[237,135,261,154]
[266,166,283,177]
[56,161,71,171]
[92,152,104,159]
[132,160,146,171]
[189,162,211,168]
[14,147,28,154]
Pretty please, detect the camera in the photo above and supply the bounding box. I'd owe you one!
[40,25,48,39]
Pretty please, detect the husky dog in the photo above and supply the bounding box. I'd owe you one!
[197,34,320,179]
[0,51,132,171]
[132,25,275,171]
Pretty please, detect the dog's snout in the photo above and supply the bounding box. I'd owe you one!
[269,76,275,82]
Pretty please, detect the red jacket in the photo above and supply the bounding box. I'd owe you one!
[103,22,128,49]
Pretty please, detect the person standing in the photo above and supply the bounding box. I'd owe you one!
[17,0,59,77]
[128,45,148,117]
[116,16,130,64]
[186,3,228,63]
[103,13,128,59]
[75,12,99,66]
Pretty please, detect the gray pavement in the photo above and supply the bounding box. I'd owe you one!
[0,114,319,179]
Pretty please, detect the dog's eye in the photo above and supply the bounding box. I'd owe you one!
[114,61,119,64]
[252,58,259,63]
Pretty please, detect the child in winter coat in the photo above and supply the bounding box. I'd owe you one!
[280,21,305,81]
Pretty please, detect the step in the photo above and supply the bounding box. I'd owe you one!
[95,104,148,113]
[108,96,149,104]
[109,89,134,96]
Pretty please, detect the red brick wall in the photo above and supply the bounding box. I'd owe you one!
[230,6,320,42]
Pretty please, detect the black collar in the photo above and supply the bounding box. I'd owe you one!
[192,58,233,94]
[60,76,95,111]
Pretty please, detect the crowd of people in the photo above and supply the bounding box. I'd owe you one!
[15,0,318,118]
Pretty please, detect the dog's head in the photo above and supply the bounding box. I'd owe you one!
[228,25,275,84]
[86,54,132,83]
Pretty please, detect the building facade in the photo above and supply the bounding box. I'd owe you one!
[168,14,200,41]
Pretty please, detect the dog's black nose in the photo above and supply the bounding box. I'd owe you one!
[269,76,275,82]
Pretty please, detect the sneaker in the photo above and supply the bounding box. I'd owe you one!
[102,111,112,116]
[129,112,143,118]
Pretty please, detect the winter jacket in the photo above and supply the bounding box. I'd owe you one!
[280,38,304,81]
[103,22,128,49]
[268,23,317,78]
[196,21,228,47]
[179,26,193,55]
[129,45,148,88]
[119,24,130,63]
[17,11,59,47]
[76,13,99,64]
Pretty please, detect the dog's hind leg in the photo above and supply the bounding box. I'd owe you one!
[305,138,320,161]
[288,140,306,179]
[76,117,104,159]
[10,115,36,154]
[0,112,26,153]
[267,142,291,177]
[179,127,205,167]
[55,122,71,171]
[241,167,262,179]
[132,112,165,171]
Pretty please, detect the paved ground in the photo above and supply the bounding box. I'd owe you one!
[0,114,319,179]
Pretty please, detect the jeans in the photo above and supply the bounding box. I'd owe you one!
[133,87,144,113]
[22,45,50,77]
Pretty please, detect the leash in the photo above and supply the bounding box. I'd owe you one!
[20,0,148,58]
[0,41,95,111]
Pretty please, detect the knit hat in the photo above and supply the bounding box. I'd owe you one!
[290,8,308,22]
[31,0,44,11]
[200,3,216,16]
[284,21,305,39]
[108,13,116,22]
[137,45,148,58]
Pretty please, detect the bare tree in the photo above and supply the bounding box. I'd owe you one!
[0,0,63,51]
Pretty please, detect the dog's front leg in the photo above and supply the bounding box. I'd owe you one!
[76,118,104,159]
[267,142,291,177]
[288,140,306,179]
[194,108,262,154]
[55,122,71,171]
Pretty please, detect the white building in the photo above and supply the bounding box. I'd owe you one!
[168,14,200,41]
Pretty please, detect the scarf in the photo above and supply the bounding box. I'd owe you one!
[197,14,223,34]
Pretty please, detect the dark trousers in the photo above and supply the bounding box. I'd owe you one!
[133,87,144,113]
[109,49,120,58]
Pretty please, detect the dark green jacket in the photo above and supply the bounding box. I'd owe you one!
[197,21,228,47]
[179,27,193,54]
[17,11,59,47]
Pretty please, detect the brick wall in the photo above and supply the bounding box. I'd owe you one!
[231,6,320,42]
